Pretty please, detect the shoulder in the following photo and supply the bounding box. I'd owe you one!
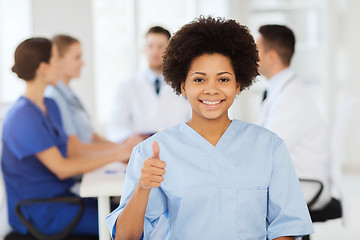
[44,97,59,110]
[232,119,276,136]
[5,98,38,121]
[44,85,58,97]
[2,98,41,135]
[114,77,140,95]
[44,97,62,118]
[120,71,147,86]
[232,119,283,149]
[44,85,67,106]
[275,79,319,115]
[135,124,183,157]
[281,79,312,101]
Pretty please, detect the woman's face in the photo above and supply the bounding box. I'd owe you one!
[181,53,240,122]
[44,45,60,85]
[59,42,84,79]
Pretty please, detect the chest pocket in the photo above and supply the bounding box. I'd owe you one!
[237,187,268,240]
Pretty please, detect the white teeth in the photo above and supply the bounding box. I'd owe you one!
[202,100,221,105]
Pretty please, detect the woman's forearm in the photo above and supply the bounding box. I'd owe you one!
[115,184,151,240]
[115,141,165,239]
[36,146,127,180]
[55,152,119,179]
[92,133,115,144]
[67,135,123,157]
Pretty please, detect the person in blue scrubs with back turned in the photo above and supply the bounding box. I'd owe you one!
[106,16,314,240]
[1,38,141,236]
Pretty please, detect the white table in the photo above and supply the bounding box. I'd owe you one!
[80,162,127,240]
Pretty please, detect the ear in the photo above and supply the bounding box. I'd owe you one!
[180,81,186,97]
[269,49,279,62]
[36,62,48,77]
[236,82,241,95]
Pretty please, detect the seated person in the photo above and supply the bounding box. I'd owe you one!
[45,34,139,145]
[107,26,191,143]
[256,24,332,210]
[1,37,141,236]
[106,17,314,240]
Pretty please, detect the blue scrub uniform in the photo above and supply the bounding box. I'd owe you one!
[1,97,98,235]
[106,120,314,240]
[45,81,94,143]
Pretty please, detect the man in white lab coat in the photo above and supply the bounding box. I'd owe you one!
[107,26,191,143]
[256,24,331,210]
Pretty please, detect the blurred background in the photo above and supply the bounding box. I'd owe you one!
[0,0,359,239]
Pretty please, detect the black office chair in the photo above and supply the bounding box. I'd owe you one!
[299,179,342,240]
[5,197,98,240]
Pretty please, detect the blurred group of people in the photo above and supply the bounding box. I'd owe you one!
[0,17,334,239]
[0,25,190,237]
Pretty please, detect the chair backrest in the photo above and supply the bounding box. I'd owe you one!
[0,103,13,239]
[330,96,358,225]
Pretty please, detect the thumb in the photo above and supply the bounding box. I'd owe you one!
[152,141,160,158]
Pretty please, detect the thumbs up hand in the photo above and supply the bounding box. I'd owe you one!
[139,141,166,190]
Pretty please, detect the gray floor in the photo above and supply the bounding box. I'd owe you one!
[310,173,360,240]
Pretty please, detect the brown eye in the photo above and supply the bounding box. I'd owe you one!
[193,78,204,82]
[219,78,229,82]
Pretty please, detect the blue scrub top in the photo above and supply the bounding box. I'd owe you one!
[45,81,93,143]
[1,97,75,234]
[106,120,314,240]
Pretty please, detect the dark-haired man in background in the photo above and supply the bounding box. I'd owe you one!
[256,24,332,210]
[107,26,190,143]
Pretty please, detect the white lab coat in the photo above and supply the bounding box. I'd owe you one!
[107,68,191,142]
[257,68,332,210]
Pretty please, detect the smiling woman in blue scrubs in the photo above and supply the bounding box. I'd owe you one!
[106,17,314,240]
[1,38,140,236]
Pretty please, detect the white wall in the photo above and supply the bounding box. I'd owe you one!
[0,0,32,103]
[31,0,96,126]
[92,0,131,130]
[3,0,357,170]
[341,0,360,171]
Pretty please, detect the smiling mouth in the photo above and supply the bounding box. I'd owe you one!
[201,100,223,105]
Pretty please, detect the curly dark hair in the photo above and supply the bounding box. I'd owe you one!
[162,16,259,95]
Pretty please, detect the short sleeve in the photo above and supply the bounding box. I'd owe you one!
[4,106,55,160]
[267,140,314,239]
[106,145,168,239]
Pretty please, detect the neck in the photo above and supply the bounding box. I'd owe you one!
[24,77,47,112]
[187,113,231,146]
[265,64,288,80]
[149,66,162,75]
[59,74,71,86]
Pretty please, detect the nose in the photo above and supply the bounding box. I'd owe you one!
[203,80,219,95]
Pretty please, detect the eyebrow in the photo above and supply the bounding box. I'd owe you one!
[190,71,233,76]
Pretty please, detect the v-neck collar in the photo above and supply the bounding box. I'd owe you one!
[179,120,236,150]
[21,96,55,127]
[178,120,248,182]
[21,96,46,115]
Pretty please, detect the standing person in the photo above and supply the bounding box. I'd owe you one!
[1,37,140,236]
[45,34,131,146]
[106,17,314,240]
[256,24,332,210]
[106,26,191,143]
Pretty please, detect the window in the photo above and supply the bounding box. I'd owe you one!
[0,0,32,104]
